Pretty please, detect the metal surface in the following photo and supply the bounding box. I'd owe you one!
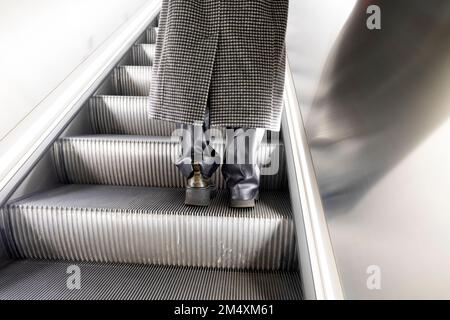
[287,0,450,298]
[0,231,8,267]
[112,66,153,96]
[53,135,286,190]
[2,185,297,271]
[131,43,156,66]
[90,95,177,136]
[145,27,159,44]
[0,260,302,300]
[281,67,343,300]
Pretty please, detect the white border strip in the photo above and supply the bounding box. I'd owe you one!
[0,0,162,203]
[284,61,344,300]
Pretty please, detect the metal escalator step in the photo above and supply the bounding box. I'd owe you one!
[132,44,156,66]
[112,66,152,96]
[3,185,298,271]
[146,27,159,44]
[53,135,287,190]
[89,96,176,136]
[88,95,271,139]
[0,260,302,300]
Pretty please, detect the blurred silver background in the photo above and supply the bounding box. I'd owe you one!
[287,0,450,299]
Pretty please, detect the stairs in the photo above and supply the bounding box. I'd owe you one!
[0,16,302,300]
[53,135,286,189]
[0,260,301,300]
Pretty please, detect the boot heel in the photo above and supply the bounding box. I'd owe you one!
[230,198,256,209]
[185,187,211,207]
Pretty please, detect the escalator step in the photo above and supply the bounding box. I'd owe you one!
[112,66,153,96]
[53,135,287,190]
[89,95,276,140]
[132,44,156,66]
[0,260,302,300]
[2,185,297,271]
[146,27,159,44]
[89,96,176,136]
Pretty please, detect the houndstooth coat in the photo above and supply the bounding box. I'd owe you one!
[148,0,289,132]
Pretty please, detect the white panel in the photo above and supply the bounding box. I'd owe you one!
[0,0,149,140]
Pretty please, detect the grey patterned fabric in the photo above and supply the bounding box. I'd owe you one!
[148,0,289,131]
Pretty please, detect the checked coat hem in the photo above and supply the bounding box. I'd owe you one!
[148,0,289,132]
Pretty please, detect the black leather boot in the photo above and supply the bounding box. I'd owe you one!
[222,128,265,208]
[175,108,220,207]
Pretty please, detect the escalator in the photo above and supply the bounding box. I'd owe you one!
[0,14,303,300]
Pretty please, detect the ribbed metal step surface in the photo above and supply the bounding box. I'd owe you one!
[2,185,297,271]
[0,260,302,300]
[53,135,287,190]
[89,96,176,136]
[112,66,152,96]
[89,95,270,139]
[146,27,159,44]
[132,44,156,66]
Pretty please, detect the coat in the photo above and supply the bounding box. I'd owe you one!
[148,0,289,131]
